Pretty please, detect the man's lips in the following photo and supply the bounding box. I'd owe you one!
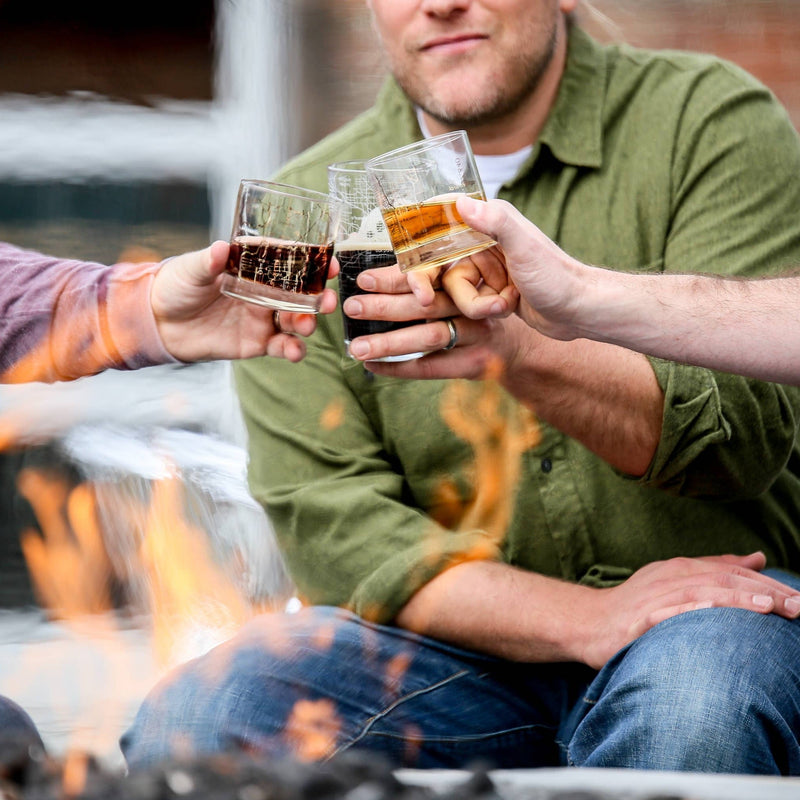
[420,33,488,54]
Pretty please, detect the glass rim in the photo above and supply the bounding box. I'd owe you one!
[240,179,331,205]
[365,130,470,168]
[327,160,369,175]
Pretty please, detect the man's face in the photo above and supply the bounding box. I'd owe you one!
[367,0,576,128]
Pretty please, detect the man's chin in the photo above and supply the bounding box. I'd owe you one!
[422,102,504,131]
[418,89,499,128]
[397,66,507,128]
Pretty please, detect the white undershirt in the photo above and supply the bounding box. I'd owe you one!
[416,110,533,199]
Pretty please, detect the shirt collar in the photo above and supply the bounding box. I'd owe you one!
[374,25,607,170]
[538,25,606,169]
[374,78,424,144]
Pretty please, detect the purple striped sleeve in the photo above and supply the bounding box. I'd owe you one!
[0,242,176,383]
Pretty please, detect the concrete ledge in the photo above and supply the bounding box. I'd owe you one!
[397,766,800,799]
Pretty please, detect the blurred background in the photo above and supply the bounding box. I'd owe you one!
[0,0,797,760]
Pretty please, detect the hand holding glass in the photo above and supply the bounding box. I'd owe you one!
[328,161,425,362]
[221,180,333,313]
[365,130,496,273]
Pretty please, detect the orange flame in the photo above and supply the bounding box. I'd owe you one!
[319,397,346,431]
[61,750,90,797]
[284,698,341,762]
[14,460,263,762]
[439,370,541,542]
[138,473,254,668]
[18,469,115,620]
[10,330,541,767]
[423,361,541,574]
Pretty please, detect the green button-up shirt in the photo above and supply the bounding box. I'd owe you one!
[235,26,800,622]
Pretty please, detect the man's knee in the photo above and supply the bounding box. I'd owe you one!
[121,607,413,770]
[570,608,800,773]
[0,695,44,749]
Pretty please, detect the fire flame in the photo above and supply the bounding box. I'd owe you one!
[425,359,541,572]
[13,460,259,768]
[138,473,254,668]
[18,469,115,620]
[284,699,341,762]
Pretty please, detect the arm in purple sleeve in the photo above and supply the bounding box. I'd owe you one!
[0,242,174,383]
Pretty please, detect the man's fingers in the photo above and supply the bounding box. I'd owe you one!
[327,255,340,281]
[318,287,339,315]
[356,263,410,294]
[349,317,487,362]
[265,334,306,363]
[344,288,458,322]
[445,275,518,319]
[406,269,439,307]
[699,551,767,570]
[629,588,800,642]
[456,196,525,253]
[179,241,228,286]
[270,288,338,336]
[348,321,439,361]
[690,553,800,600]
[451,245,509,293]
[365,344,496,381]
[632,588,798,639]
[653,554,800,600]
[646,566,800,620]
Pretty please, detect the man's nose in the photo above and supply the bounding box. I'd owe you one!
[420,0,473,18]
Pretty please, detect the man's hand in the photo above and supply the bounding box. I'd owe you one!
[343,261,530,379]
[150,241,338,364]
[445,195,595,341]
[578,552,800,669]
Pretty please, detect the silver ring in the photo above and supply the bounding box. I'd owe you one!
[442,318,458,351]
[272,310,282,333]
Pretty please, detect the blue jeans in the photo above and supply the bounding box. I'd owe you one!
[0,694,44,749]
[121,569,800,775]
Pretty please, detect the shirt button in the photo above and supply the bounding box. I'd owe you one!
[541,458,553,474]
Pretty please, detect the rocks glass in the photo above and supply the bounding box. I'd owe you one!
[221,180,334,313]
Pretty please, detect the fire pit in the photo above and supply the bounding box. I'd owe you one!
[3,734,800,800]
[1,745,497,800]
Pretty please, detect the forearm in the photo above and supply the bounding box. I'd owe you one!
[396,560,596,663]
[571,268,800,386]
[498,316,664,476]
[47,260,169,381]
[0,243,170,382]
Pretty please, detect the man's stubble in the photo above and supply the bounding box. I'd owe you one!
[390,23,561,130]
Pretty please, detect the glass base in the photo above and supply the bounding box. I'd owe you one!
[397,230,496,273]
[220,274,322,313]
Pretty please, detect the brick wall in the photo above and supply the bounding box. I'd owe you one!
[583,1,800,130]
[321,0,800,145]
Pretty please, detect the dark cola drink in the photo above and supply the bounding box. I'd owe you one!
[336,244,424,360]
[226,236,332,295]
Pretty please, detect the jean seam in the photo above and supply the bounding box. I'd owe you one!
[361,723,556,744]
[558,693,596,767]
[325,668,471,761]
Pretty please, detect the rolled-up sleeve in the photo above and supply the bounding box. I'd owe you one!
[637,66,800,497]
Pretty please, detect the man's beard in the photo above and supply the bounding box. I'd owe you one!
[400,25,560,129]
